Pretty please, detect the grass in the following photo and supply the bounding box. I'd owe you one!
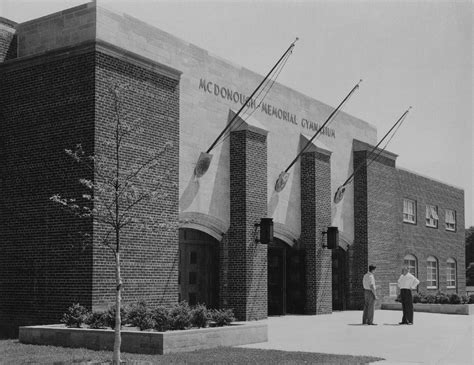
[0,339,383,364]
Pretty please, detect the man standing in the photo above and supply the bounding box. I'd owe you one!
[397,267,420,325]
[362,265,378,325]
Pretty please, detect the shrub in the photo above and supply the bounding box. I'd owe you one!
[191,304,209,328]
[435,292,450,304]
[152,306,171,332]
[449,293,461,305]
[425,294,436,304]
[460,295,469,304]
[209,309,236,327]
[127,301,155,331]
[85,311,107,329]
[168,301,192,330]
[102,305,128,329]
[61,303,89,328]
[412,292,422,303]
[469,294,474,304]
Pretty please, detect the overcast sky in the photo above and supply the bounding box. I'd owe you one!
[2,0,472,228]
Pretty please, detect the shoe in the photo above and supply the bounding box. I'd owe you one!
[407,322,413,325]
[399,322,407,325]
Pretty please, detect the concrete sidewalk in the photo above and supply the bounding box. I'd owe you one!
[241,310,473,364]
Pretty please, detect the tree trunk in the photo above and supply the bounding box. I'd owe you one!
[113,251,122,364]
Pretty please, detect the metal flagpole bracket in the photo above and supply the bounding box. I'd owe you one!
[194,152,213,178]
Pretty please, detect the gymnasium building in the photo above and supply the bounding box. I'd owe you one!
[0,2,465,336]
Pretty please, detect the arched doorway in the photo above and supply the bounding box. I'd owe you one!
[179,228,219,308]
[332,247,347,310]
[268,238,305,315]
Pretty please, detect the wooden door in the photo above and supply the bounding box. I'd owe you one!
[332,247,347,310]
[268,247,285,315]
[179,229,218,307]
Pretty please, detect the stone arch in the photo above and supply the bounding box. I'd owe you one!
[179,211,228,241]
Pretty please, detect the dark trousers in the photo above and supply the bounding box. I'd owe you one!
[362,290,375,324]
[400,288,414,324]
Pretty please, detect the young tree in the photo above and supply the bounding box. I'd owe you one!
[51,84,176,363]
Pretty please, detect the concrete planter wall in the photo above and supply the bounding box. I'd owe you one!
[19,321,267,354]
[382,302,474,315]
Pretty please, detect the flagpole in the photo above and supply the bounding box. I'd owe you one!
[342,106,411,187]
[283,79,362,173]
[333,106,412,203]
[206,38,299,154]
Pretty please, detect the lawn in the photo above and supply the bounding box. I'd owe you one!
[0,339,383,364]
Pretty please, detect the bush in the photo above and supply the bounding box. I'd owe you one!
[102,305,128,329]
[449,293,461,305]
[168,301,192,330]
[85,311,107,329]
[412,292,423,303]
[61,303,89,328]
[469,294,474,304]
[209,309,236,327]
[435,292,450,304]
[425,294,436,304]
[152,306,171,332]
[460,295,470,304]
[191,304,209,328]
[127,301,155,331]
[395,294,401,303]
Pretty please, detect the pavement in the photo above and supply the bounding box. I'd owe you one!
[240,310,473,364]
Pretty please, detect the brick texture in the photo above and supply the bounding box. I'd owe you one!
[92,51,180,310]
[301,149,332,314]
[351,140,465,309]
[0,43,180,337]
[227,129,268,321]
[0,49,96,337]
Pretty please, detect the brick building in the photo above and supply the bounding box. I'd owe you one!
[0,3,465,337]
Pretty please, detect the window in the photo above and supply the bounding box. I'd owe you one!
[447,258,456,288]
[445,210,456,231]
[425,205,438,228]
[404,254,417,276]
[426,256,438,289]
[403,199,416,223]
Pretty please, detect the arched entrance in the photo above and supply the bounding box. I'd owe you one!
[268,238,305,315]
[178,228,219,308]
[332,246,347,310]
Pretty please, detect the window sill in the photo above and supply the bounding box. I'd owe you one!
[426,286,437,290]
[446,286,456,289]
[403,220,416,225]
[425,224,438,229]
[445,228,456,232]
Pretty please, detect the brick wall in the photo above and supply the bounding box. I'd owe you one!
[0,48,96,337]
[227,128,268,321]
[351,140,466,308]
[349,150,369,309]
[0,43,180,337]
[92,50,180,310]
[395,169,465,295]
[301,148,332,314]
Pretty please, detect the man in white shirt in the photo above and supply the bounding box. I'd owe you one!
[397,267,420,325]
[362,265,378,325]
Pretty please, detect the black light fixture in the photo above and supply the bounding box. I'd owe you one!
[322,226,339,249]
[255,218,274,245]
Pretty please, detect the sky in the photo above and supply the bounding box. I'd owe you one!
[2,0,472,228]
